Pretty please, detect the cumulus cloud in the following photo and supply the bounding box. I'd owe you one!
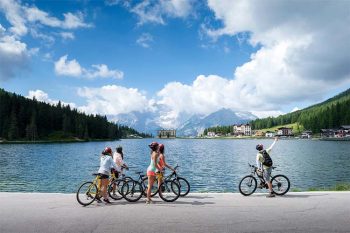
[77,85,151,115]
[0,0,92,80]
[54,55,82,77]
[136,33,153,48]
[54,55,123,80]
[205,0,350,83]
[114,0,194,25]
[0,35,29,80]
[27,89,76,108]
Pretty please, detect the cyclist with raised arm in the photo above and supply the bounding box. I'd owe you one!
[256,137,278,198]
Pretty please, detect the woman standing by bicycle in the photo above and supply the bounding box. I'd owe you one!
[98,147,118,204]
[157,144,175,190]
[113,146,129,178]
[146,142,161,204]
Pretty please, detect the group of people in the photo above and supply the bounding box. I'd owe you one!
[96,146,128,203]
[96,142,175,204]
[96,137,279,203]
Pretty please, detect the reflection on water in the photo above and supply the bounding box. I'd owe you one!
[0,139,349,193]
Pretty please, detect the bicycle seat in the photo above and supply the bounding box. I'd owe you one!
[272,166,277,169]
[135,171,143,175]
[92,173,99,176]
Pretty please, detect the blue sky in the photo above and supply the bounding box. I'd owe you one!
[1,0,350,127]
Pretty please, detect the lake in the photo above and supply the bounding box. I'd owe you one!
[0,139,349,193]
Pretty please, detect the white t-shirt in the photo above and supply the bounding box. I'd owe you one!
[98,155,117,175]
[113,152,126,172]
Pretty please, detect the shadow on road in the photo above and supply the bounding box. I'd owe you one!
[280,193,329,198]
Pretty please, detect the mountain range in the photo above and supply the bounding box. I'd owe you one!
[114,108,257,137]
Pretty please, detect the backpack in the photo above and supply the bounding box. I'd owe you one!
[261,150,273,167]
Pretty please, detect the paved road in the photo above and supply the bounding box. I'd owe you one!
[0,192,349,233]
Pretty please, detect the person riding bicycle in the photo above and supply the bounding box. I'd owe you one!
[146,142,162,204]
[157,144,175,191]
[256,137,278,198]
[98,147,118,204]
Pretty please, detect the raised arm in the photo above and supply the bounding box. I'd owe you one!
[266,137,278,153]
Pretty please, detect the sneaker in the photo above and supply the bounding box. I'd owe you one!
[103,198,112,204]
[266,193,275,198]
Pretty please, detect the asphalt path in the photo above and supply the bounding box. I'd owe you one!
[0,192,349,233]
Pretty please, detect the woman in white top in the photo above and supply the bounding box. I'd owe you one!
[113,146,129,178]
[98,147,118,203]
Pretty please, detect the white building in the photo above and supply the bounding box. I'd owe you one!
[207,131,216,137]
[233,124,252,136]
[265,131,275,138]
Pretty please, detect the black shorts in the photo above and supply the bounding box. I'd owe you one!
[98,173,109,179]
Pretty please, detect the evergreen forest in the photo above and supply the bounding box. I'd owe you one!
[0,89,151,141]
[250,88,350,132]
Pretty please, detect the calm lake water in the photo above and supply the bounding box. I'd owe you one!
[0,139,349,193]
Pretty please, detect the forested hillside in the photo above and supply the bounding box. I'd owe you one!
[0,89,150,141]
[250,88,350,132]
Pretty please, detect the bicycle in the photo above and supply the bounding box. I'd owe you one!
[107,170,133,201]
[76,173,101,206]
[121,171,180,202]
[142,165,190,197]
[238,163,290,196]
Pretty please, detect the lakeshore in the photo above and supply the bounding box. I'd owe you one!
[0,192,349,233]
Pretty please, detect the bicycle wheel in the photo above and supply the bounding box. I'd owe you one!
[142,176,159,197]
[121,180,143,202]
[108,179,125,200]
[76,182,97,206]
[271,174,290,195]
[174,177,190,197]
[158,180,180,202]
[239,175,257,196]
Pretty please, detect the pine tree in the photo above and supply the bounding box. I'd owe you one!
[8,108,19,140]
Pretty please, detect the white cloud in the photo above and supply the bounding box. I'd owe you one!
[27,89,76,108]
[85,64,124,79]
[54,55,82,77]
[120,0,194,25]
[54,55,123,80]
[291,107,300,113]
[0,0,92,80]
[136,33,153,48]
[205,0,350,84]
[0,35,29,79]
[77,85,151,115]
[24,7,92,29]
[60,32,75,40]
[0,0,27,36]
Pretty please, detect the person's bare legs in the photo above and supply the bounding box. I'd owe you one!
[100,178,109,200]
[147,175,155,203]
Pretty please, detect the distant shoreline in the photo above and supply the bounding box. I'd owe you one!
[0,138,122,144]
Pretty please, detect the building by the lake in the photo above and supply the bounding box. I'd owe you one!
[157,129,176,138]
[276,127,293,136]
[233,124,252,136]
[321,125,350,138]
